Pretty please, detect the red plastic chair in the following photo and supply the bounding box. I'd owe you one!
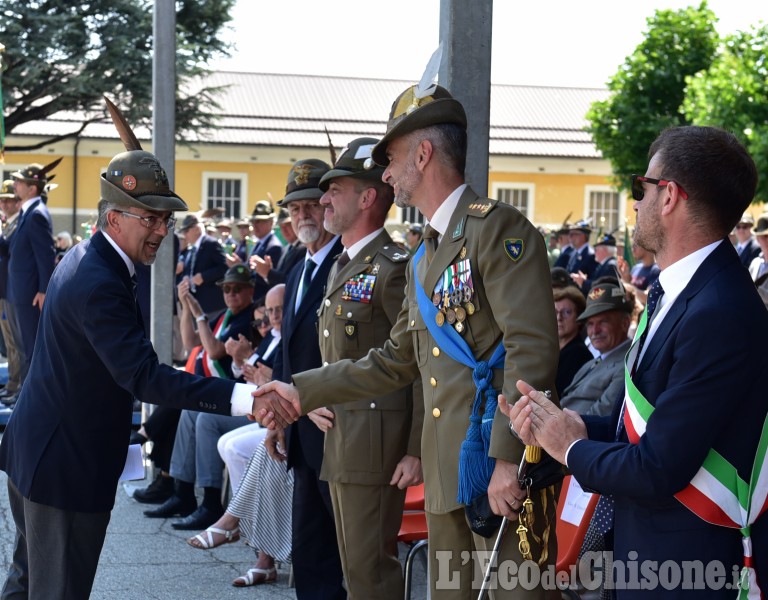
[398,484,428,600]
[555,475,599,596]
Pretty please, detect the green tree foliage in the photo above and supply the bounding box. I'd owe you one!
[586,3,718,191]
[684,26,768,202]
[0,0,235,150]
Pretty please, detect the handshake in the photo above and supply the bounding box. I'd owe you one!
[249,381,303,429]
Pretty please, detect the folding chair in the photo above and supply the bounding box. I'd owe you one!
[555,475,599,600]
[398,483,428,600]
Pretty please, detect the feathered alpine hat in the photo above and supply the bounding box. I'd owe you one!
[100,96,188,212]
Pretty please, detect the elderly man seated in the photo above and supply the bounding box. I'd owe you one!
[559,282,633,417]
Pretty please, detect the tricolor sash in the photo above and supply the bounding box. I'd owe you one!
[412,244,505,504]
[623,304,768,598]
[200,310,232,378]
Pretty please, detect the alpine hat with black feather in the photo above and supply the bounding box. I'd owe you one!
[11,158,62,191]
[100,96,188,212]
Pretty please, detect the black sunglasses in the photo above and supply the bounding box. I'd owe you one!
[631,174,688,202]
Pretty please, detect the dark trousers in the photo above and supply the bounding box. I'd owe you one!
[2,479,111,600]
[291,447,346,600]
[142,405,181,472]
[12,303,41,385]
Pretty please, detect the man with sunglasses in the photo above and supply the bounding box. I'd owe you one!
[0,106,297,599]
[733,212,761,269]
[507,126,768,597]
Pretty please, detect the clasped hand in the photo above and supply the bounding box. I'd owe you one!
[249,380,303,429]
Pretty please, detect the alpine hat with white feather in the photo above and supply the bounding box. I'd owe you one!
[371,44,467,167]
[100,96,188,212]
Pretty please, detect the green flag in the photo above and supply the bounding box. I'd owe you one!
[623,227,635,268]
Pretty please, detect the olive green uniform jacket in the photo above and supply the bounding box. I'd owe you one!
[294,187,558,514]
[317,229,422,484]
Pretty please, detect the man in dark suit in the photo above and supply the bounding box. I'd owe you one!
[566,220,598,288]
[0,107,296,600]
[178,213,227,318]
[553,222,574,269]
[233,218,253,263]
[245,200,282,302]
[734,212,761,269]
[7,161,58,384]
[263,158,346,599]
[252,208,306,287]
[573,233,619,293]
[507,126,768,598]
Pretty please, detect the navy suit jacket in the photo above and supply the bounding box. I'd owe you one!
[553,245,573,269]
[0,231,237,513]
[583,256,618,293]
[739,238,761,269]
[569,241,768,595]
[566,244,598,279]
[186,234,227,316]
[250,232,284,302]
[272,237,343,472]
[7,198,55,305]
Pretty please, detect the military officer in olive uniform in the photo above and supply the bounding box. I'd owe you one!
[257,85,559,599]
[308,137,423,599]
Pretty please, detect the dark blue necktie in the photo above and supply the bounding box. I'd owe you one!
[633,278,664,365]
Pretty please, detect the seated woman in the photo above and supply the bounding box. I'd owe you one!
[553,285,593,397]
[186,436,293,587]
[187,284,291,587]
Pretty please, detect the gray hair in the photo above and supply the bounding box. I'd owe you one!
[96,200,122,230]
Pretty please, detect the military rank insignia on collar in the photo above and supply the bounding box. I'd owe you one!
[504,238,524,262]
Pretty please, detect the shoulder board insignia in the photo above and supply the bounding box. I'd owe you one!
[466,199,497,217]
[379,244,411,263]
[504,238,525,262]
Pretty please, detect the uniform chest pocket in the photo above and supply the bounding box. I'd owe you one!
[407,302,429,367]
[333,301,373,356]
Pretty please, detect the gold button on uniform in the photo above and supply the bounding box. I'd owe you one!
[430,377,437,387]
[432,347,440,357]
[323,330,330,338]
[324,299,331,307]
[432,407,441,418]
[410,320,415,327]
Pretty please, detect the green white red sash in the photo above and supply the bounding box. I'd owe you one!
[623,306,768,599]
[200,310,231,378]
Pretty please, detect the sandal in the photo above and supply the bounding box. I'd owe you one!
[232,566,277,587]
[187,526,240,549]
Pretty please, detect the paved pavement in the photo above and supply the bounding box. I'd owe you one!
[0,464,429,599]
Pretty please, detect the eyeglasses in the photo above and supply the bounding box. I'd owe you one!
[116,210,176,231]
[265,305,283,315]
[630,175,688,202]
[222,285,245,294]
[253,317,270,329]
[736,224,752,230]
[555,308,575,319]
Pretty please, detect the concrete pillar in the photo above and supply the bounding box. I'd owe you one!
[151,0,176,367]
[439,0,493,197]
